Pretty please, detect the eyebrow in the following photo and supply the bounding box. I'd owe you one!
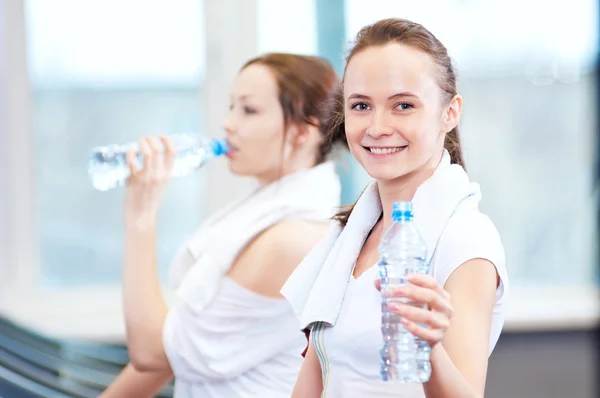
[230,94,253,102]
[347,92,419,101]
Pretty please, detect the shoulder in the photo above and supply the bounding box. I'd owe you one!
[256,219,331,261]
[229,219,331,297]
[432,209,506,291]
[440,210,504,256]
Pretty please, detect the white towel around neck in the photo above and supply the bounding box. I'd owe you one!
[168,160,341,312]
[281,151,482,330]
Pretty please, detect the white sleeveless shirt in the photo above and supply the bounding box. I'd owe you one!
[310,209,506,398]
[164,277,307,397]
[162,162,341,398]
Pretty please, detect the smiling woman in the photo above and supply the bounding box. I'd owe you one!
[282,18,506,398]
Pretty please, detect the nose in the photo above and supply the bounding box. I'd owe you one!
[222,110,235,135]
[366,109,394,138]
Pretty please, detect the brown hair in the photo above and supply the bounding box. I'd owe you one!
[329,18,465,226]
[242,53,346,164]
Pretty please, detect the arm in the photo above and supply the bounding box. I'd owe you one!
[291,340,323,398]
[422,258,497,398]
[388,212,504,398]
[121,136,174,372]
[122,220,171,372]
[100,364,172,398]
[393,259,497,398]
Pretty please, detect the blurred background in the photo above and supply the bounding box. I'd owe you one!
[0,0,598,397]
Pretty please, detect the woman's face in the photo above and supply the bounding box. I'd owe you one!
[343,43,459,183]
[223,64,289,183]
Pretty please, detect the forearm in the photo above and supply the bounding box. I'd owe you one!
[423,344,480,398]
[123,220,169,369]
[291,342,323,398]
[100,363,173,398]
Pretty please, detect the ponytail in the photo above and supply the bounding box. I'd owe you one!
[445,126,465,168]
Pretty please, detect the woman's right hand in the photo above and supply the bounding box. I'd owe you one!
[124,136,177,227]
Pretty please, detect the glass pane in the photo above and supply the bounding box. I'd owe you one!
[25,0,207,288]
[344,0,599,287]
[258,0,317,54]
[345,0,597,77]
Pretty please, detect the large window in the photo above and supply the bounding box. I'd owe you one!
[1,0,597,340]
[25,0,206,288]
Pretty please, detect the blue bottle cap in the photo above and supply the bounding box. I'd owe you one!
[211,138,230,156]
[392,201,413,222]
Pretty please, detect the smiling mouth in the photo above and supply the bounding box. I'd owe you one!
[365,146,407,155]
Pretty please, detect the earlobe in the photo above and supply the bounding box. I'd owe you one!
[297,126,310,145]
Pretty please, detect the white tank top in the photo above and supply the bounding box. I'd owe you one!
[164,277,306,398]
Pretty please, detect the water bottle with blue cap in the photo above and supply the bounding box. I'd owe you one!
[378,200,431,383]
[88,134,229,191]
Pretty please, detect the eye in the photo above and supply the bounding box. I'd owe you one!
[351,102,371,111]
[243,106,257,115]
[395,102,414,111]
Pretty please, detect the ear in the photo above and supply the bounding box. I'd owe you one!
[441,94,463,134]
[286,117,320,146]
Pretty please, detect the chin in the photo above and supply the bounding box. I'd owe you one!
[360,161,411,182]
[227,160,242,175]
[227,161,254,177]
[366,170,407,182]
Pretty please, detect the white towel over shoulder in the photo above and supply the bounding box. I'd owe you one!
[169,160,341,312]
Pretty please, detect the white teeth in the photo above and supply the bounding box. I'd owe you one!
[369,147,404,155]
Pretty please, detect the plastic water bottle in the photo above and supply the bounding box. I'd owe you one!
[378,201,431,383]
[87,134,229,191]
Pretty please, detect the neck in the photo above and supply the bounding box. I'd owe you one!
[378,150,444,232]
[256,153,319,188]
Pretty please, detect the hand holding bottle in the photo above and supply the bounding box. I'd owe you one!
[376,274,453,349]
[88,134,229,191]
[124,136,177,226]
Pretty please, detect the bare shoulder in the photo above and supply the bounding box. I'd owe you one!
[227,219,331,298]
[263,219,331,257]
